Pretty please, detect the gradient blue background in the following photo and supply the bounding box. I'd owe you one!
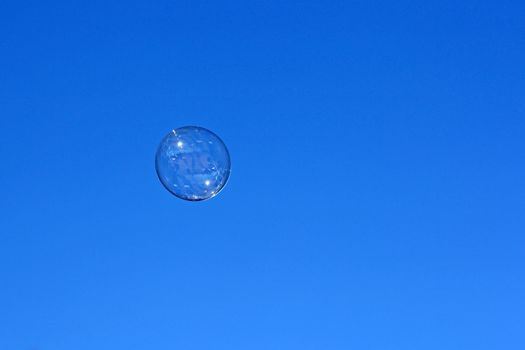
[1,1,524,349]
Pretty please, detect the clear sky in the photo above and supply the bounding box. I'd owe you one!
[1,1,524,349]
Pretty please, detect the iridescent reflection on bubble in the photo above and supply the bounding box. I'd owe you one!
[155,126,231,201]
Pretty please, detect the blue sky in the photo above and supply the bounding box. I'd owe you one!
[1,1,524,349]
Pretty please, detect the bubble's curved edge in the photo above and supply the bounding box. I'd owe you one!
[154,125,232,202]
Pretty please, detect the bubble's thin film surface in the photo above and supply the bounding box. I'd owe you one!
[155,126,231,201]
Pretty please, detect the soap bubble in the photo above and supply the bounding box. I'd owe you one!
[155,126,231,201]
